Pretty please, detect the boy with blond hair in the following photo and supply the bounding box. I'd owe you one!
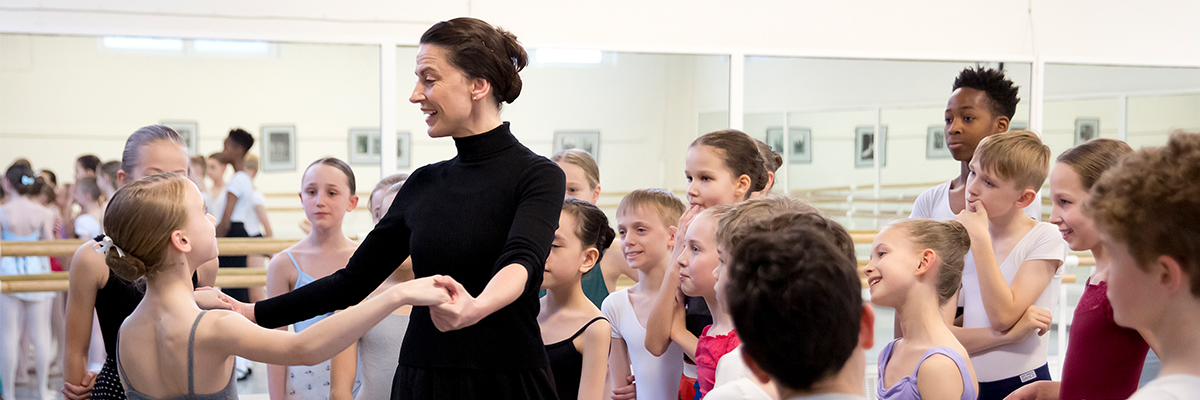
[952,130,1067,400]
[602,188,687,400]
[1089,131,1200,399]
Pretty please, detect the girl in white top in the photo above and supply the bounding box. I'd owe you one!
[72,177,104,239]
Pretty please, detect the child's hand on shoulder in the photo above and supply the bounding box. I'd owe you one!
[194,286,237,311]
[955,199,990,238]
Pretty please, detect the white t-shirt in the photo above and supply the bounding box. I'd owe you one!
[207,187,226,224]
[910,180,1042,221]
[714,345,754,388]
[601,289,684,400]
[223,170,255,227]
[962,222,1066,381]
[706,377,772,400]
[1128,374,1200,400]
[74,214,102,239]
[239,191,266,236]
[910,180,1044,309]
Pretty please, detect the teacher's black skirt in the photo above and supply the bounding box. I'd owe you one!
[391,364,559,400]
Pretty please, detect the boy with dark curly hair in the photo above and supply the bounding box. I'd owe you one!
[1088,130,1200,399]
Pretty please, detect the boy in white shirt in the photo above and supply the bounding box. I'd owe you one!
[726,214,873,400]
[601,189,686,400]
[910,67,1040,333]
[215,128,256,305]
[952,131,1066,400]
[1089,131,1200,400]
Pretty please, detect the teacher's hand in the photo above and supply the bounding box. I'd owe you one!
[392,276,452,306]
[429,275,483,332]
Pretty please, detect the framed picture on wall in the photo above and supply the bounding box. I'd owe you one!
[789,127,813,164]
[348,128,382,165]
[162,120,199,155]
[261,125,296,172]
[1075,118,1099,145]
[396,131,411,169]
[926,125,952,159]
[854,126,887,168]
[554,131,600,160]
[765,127,785,154]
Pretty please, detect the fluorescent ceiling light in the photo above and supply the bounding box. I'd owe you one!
[194,39,270,54]
[102,36,183,51]
[535,48,602,64]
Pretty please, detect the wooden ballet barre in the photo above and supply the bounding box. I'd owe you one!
[1,237,300,258]
[1,268,269,294]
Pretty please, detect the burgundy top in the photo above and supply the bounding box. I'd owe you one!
[1060,279,1149,400]
[696,326,741,396]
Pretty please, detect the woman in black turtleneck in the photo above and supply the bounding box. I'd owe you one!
[237,18,564,399]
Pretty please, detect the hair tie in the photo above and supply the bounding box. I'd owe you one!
[93,234,125,258]
[20,175,35,186]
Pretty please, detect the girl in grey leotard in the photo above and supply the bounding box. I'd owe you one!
[118,311,238,400]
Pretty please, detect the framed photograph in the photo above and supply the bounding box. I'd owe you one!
[854,126,887,168]
[162,120,199,155]
[781,127,812,164]
[554,131,600,159]
[764,127,785,155]
[1075,118,1099,145]
[396,131,411,169]
[926,125,953,159]
[348,128,381,165]
[261,125,296,172]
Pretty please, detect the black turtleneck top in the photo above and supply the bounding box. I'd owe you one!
[255,122,565,370]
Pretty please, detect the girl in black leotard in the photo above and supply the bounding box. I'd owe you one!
[241,17,566,399]
[62,125,219,400]
[539,199,614,400]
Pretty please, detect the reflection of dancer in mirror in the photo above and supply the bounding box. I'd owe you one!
[228,17,567,399]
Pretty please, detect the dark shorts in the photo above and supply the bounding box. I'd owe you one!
[977,363,1051,400]
[392,364,558,400]
[218,222,249,303]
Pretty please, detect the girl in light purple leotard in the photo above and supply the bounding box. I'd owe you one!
[863,219,980,400]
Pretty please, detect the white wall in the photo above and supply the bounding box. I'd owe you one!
[5,1,1200,66]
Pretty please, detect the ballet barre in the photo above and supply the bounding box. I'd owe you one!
[0,268,268,294]
[0,237,299,258]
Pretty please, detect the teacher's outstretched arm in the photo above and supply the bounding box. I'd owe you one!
[237,170,418,327]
